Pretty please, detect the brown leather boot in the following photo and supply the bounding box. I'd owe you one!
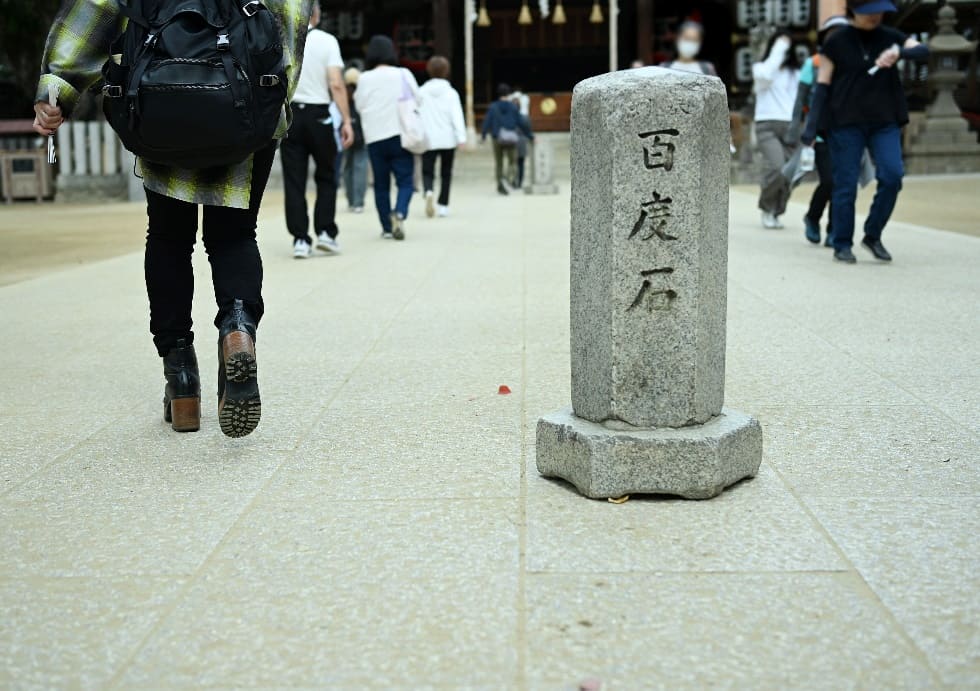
[163,338,201,432]
[217,300,260,438]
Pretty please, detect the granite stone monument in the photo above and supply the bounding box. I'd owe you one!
[525,135,560,195]
[536,67,762,500]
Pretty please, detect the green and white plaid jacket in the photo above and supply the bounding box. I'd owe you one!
[37,0,311,209]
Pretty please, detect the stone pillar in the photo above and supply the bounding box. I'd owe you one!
[536,67,762,500]
[525,135,559,195]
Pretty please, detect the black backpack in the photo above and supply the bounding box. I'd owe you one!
[102,0,287,169]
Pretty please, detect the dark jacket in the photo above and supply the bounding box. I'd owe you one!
[481,100,534,141]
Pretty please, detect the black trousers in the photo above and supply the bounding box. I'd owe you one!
[281,103,339,243]
[144,142,276,357]
[807,140,833,232]
[421,148,456,207]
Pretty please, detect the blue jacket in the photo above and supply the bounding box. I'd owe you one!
[481,100,534,141]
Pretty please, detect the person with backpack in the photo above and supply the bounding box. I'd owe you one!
[282,2,354,259]
[753,32,803,230]
[419,55,466,218]
[481,84,534,195]
[33,0,311,438]
[353,35,420,241]
[801,0,928,263]
[341,67,369,214]
[660,21,718,77]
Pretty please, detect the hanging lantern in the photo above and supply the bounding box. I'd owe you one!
[589,0,604,23]
[518,0,533,25]
[476,0,491,26]
[553,0,567,24]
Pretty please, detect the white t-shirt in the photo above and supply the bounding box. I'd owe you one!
[355,66,420,145]
[291,28,344,105]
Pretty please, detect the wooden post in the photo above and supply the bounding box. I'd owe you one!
[432,0,452,57]
[637,0,652,65]
[819,0,846,23]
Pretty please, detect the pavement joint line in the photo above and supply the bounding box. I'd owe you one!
[764,456,947,686]
[105,238,457,689]
[516,195,530,691]
[730,272,980,443]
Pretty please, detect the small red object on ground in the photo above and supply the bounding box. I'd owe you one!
[498,385,512,395]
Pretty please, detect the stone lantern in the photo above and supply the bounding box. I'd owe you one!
[906,4,980,174]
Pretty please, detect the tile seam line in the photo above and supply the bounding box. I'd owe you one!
[765,456,946,686]
[516,195,530,691]
[728,278,980,442]
[104,243,455,689]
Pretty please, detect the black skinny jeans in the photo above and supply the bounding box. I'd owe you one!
[806,141,833,232]
[421,148,456,207]
[144,141,276,357]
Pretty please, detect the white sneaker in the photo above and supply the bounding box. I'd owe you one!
[293,238,312,258]
[425,191,435,218]
[391,213,406,241]
[316,232,341,254]
[352,206,365,214]
[761,212,783,229]
[381,230,394,239]
[437,205,449,218]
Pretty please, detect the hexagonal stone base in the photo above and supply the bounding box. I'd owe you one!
[536,407,763,500]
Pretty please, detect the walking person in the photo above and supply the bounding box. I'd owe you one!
[342,67,369,214]
[419,56,466,218]
[753,32,802,229]
[33,0,310,438]
[801,0,928,263]
[481,84,534,195]
[354,35,420,240]
[660,20,718,76]
[793,15,850,246]
[281,2,354,259]
[513,96,534,189]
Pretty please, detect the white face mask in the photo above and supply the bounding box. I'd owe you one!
[677,39,701,60]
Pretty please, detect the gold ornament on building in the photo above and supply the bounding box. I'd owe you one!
[518,0,533,25]
[553,0,567,25]
[540,97,558,115]
[476,0,491,27]
[589,0,604,24]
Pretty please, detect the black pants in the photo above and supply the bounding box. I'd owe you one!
[421,148,456,206]
[144,142,276,357]
[806,141,833,233]
[281,103,339,243]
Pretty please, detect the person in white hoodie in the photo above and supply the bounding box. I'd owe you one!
[753,32,802,229]
[419,56,467,218]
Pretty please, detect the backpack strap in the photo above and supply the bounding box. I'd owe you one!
[216,32,248,108]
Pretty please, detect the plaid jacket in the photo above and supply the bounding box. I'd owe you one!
[36,0,311,209]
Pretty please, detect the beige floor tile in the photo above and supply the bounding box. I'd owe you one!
[116,499,520,688]
[761,405,980,498]
[525,572,937,689]
[525,464,845,574]
[0,415,286,577]
[0,576,186,690]
[808,498,980,687]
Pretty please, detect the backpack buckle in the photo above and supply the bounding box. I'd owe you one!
[241,1,261,17]
[217,34,230,51]
[259,75,280,87]
[103,85,123,98]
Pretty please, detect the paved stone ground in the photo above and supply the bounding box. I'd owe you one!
[0,157,978,688]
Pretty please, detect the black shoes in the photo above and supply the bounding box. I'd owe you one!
[833,247,857,264]
[862,236,893,262]
[803,216,821,244]
[497,182,509,196]
[163,338,201,432]
[217,299,261,438]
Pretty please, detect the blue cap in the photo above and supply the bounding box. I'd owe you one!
[851,0,897,14]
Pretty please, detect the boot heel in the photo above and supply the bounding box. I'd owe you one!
[223,331,257,383]
[169,396,201,432]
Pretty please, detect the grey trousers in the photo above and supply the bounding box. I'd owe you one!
[755,120,793,216]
